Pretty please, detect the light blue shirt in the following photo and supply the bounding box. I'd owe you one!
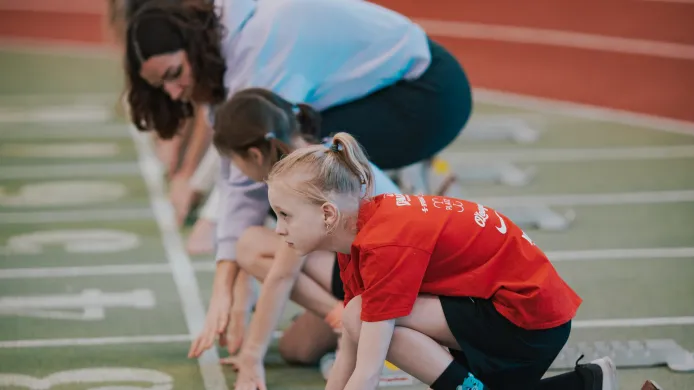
[218,0,431,109]
[214,0,426,261]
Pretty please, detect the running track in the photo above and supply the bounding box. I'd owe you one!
[0,0,692,121]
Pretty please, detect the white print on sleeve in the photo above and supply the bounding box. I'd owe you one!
[431,197,465,212]
[395,194,411,207]
[417,195,428,213]
[474,203,489,227]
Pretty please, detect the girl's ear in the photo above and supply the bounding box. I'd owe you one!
[321,202,340,227]
[246,147,265,167]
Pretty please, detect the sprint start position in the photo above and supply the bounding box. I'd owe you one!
[263,133,620,390]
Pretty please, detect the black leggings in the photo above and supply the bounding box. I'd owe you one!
[319,38,472,170]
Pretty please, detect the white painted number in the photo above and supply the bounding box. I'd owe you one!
[0,181,127,207]
[0,289,156,321]
[0,367,173,390]
[6,229,141,254]
[0,142,120,158]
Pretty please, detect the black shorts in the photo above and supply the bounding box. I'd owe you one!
[439,296,571,389]
[319,38,472,170]
[330,254,345,301]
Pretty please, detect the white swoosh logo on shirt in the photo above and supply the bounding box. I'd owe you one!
[494,211,507,234]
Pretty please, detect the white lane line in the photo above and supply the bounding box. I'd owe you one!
[0,263,215,279]
[573,316,694,328]
[3,247,693,280]
[441,144,694,163]
[416,19,694,60]
[129,127,228,390]
[0,163,141,180]
[547,247,694,261]
[477,189,694,207]
[0,208,154,224]
[473,88,694,137]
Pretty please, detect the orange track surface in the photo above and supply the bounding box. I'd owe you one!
[1,1,692,122]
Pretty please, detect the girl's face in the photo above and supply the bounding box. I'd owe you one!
[139,50,195,102]
[229,148,272,183]
[267,179,332,256]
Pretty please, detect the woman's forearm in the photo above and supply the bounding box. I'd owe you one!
[177,105,212,177]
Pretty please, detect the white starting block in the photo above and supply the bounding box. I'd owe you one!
[391,159,535,197]
[320,353,420,387]
[493,206,575,231]
[430,160,535,189]
[550,339,694,372]
[460,115,542,144]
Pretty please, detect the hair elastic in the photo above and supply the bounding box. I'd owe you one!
[264,132,276,140]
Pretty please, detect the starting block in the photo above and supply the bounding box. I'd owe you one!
[493,205,575,231]
[549,339,694,372]
[433,159,535,188]
[461,115,542,144]
[320,353,420,387]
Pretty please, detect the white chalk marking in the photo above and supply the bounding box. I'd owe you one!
[0,127,130,140]
[0,367,173,390]
[0,142,120,158]
[0,289,155,321]
[3,247,694,280]
[5,229,140,254]
[0,262,217,279]
[0,105,112,123]
[129,127,228,390]
[0,163,141,180]
[0,180,128,207]
[0,335,191,349]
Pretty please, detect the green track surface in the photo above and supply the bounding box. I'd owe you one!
[1,47,693,389]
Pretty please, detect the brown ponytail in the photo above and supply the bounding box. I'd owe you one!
[295,103,321,143]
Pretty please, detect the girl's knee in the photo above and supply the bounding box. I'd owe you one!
[342,295,362,342]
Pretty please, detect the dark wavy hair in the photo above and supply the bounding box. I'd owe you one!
[213,88,323,166]
[124,0,227,139]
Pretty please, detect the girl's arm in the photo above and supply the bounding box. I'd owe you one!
[188,260,240,358]
[345,320,395,390]
[325,332,358,390]
[238,243,306,361]
[222,268,256,355]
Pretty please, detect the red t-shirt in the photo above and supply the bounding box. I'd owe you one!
[337,193,582,330]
